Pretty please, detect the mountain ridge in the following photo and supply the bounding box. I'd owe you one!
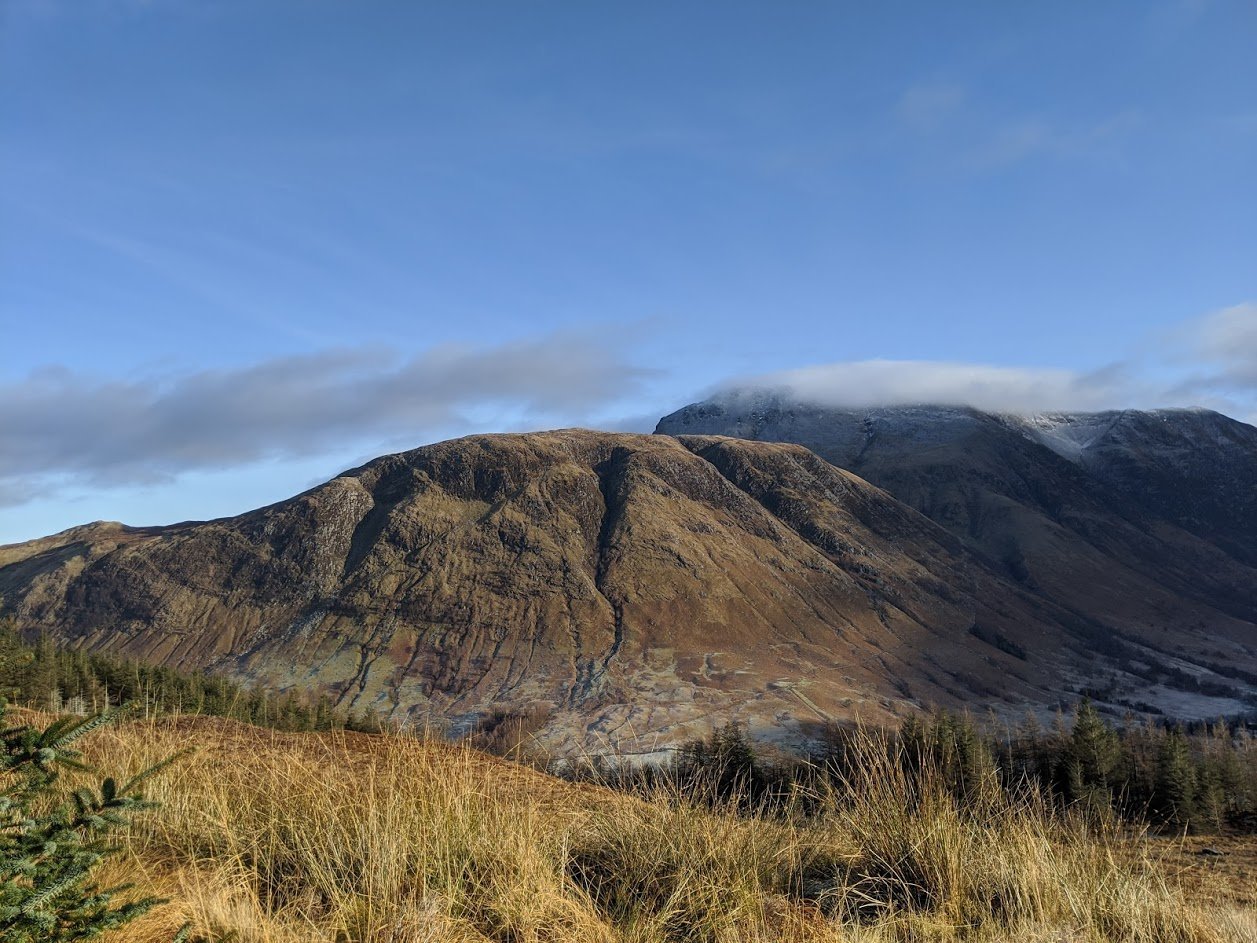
[3,419,1255,752]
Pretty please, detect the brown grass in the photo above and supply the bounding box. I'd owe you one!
[46,714,1256,943]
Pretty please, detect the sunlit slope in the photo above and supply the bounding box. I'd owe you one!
[1,430,1116,750]
[658,399,1257,718]
[60,714,1254,943]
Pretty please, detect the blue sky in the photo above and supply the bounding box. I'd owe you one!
[2,0,1255,543]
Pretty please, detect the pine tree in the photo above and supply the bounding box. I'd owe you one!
[0,702,185,941]
[0,620,33,702]
[1155,727,1198,826]
[26,636,61,710]
[1064,698,1120,808]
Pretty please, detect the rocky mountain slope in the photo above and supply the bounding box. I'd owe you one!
[9,428,1245,753]
[657,396,1257,721]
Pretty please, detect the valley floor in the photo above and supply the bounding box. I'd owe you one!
[59,714,1257,943]
[1138,833,1257,912]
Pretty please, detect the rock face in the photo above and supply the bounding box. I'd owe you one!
[657,396,1257,722]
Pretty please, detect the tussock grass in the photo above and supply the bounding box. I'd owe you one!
[55,715,1253,943]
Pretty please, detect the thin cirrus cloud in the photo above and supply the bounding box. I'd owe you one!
[893,79,1142,169]
[895,82,966,133]
[0,331,658,506]
[968,111,1143,169]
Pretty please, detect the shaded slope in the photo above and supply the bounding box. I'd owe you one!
[657,397,1257,717]
[1017,408,1257,564]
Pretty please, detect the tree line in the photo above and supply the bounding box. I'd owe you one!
[0,620,387,734]
[856,704,1256,830]
[571,703,1257,833]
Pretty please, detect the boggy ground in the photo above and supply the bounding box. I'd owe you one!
[66,714,1257,943]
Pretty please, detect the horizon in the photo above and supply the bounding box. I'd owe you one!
[3,1,1255,543]
[6,396,1254,546]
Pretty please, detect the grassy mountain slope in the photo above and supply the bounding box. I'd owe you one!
[0,430,1155,751]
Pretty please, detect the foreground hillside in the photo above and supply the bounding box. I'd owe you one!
[2,430,1143,752]
[27,714,1241,942]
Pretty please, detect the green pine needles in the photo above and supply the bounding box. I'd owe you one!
[0,701,184,942]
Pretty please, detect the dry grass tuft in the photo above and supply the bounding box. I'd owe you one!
[49,714,1252,943]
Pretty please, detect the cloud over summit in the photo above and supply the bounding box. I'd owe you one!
[717,359,1145,415]
[713,303,1257,420]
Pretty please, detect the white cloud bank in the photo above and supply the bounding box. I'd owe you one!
[720,360,1147,415]
[713,302,1257,421]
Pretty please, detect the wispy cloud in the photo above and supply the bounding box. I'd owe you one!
[1168,302,1257,393]
[896,82,966,133]
[968,111,1142,169]
[0,331,658,507]
[4,306,1255,515]
[891,78,1142,171]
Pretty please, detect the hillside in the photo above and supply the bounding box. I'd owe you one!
[1,428,1218,752]
[32,712,1251,942]
[657,396,1257,720]
[1017,408,1257,564]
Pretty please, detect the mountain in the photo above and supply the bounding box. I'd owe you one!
[1016,409,1257,565]
[6,428,1238,755]
[656,395,1257,721]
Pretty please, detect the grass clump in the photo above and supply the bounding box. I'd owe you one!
[55,714,1254,943]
